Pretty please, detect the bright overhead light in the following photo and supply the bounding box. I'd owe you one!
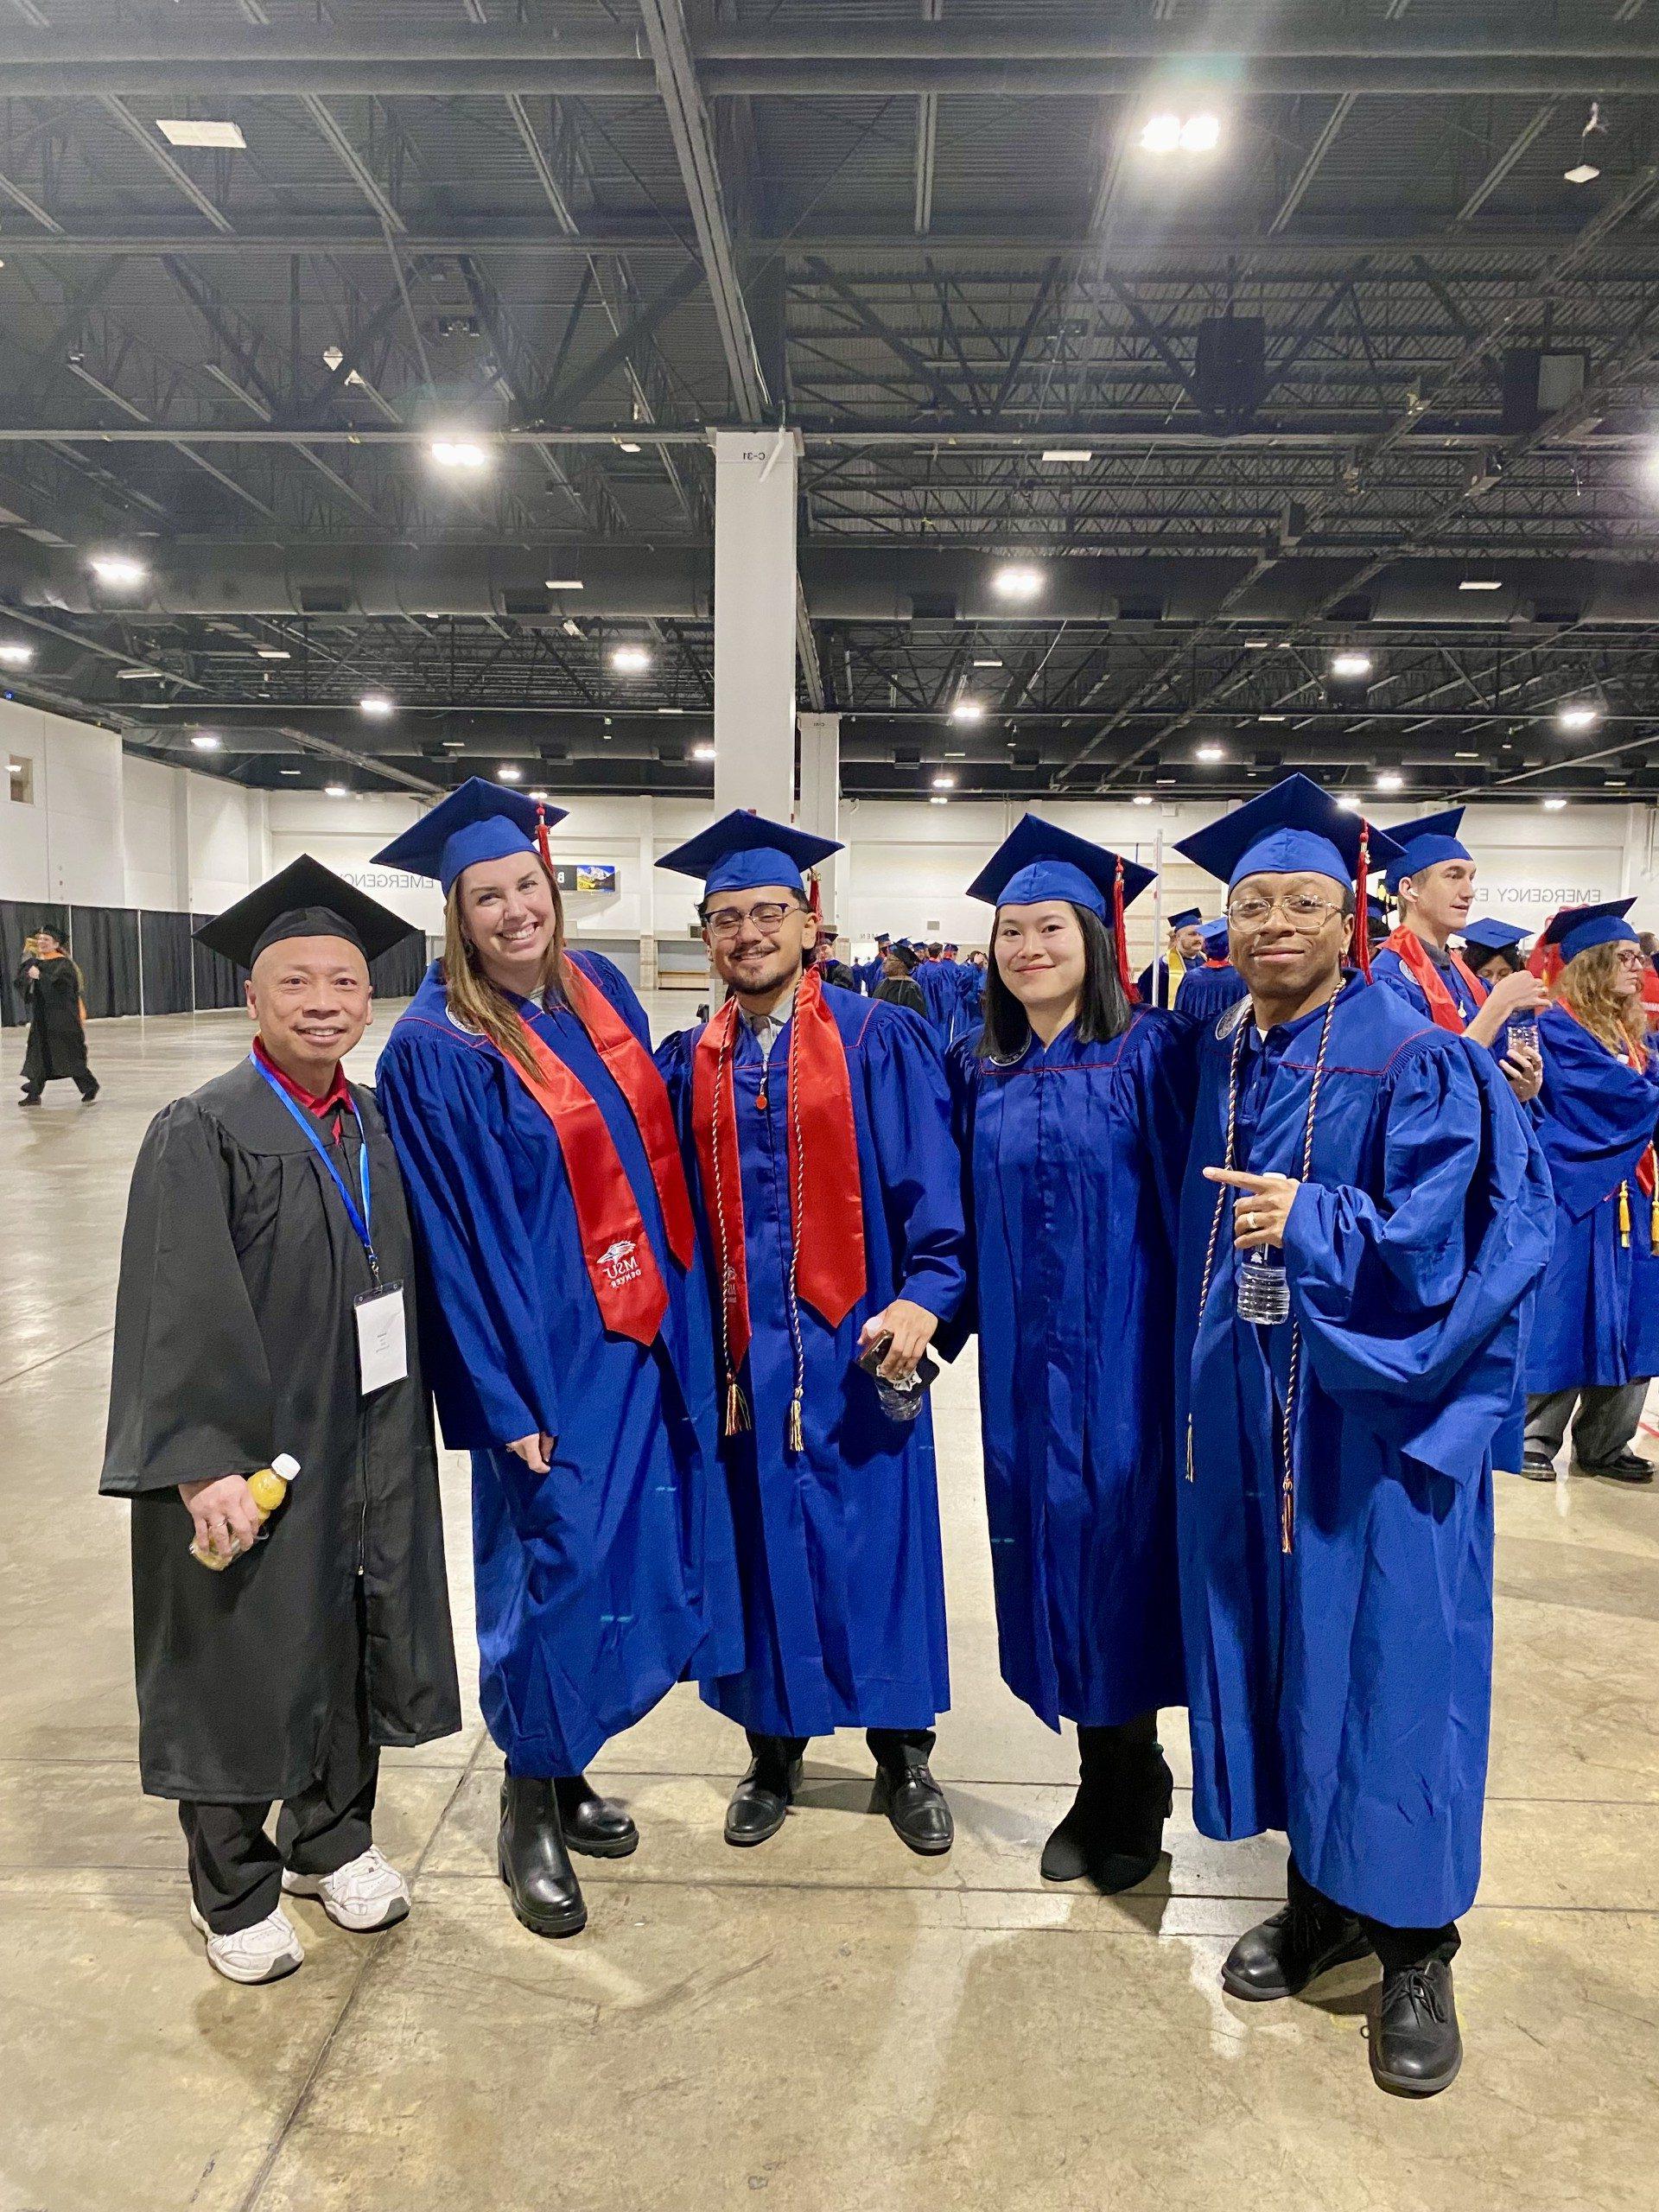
[950,700,986,724]
[691,742,716,762]
[1196,741,1226,763]
[497,765,523,783]
[658,705,684,715]
[1329,651,1373,680]
[429,436,491,471]
[1459,578,1503,592]
[1140,112,1184,155]
[189,732,222,752]
[929,794,950,806]
[931,772,957,790]
[324,783,349,798]
[1132,794,1155,807]
[1040,448,1093,464]
[1557,702,1600,732]
[617,439,642,454]
[1180,112,1222,153]
[612,645,652,673]
[358,692,396,719]
[1565,161,1601,185]
[156,118,246,150]
[544,578,583,591]
[991,564,1043,601]
[279,766,302,777]
[255,645,290,660]
[562,618,582,638]
[0,642,34,666]
[1338,793,1363,811]
[1375,769,1404,792]
[1542,796,1569,811]
[116,665,163,680]
[89,554,148,590]
[1258,713,1287,724]
[1244,639,1272,649]
[972,657,1002,668]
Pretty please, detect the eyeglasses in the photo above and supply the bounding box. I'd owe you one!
[1613,947,1646,969]
[703,900,798,938]
[1226,891,1344,929]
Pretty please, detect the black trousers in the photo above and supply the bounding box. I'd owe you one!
[21,1068,96,1101]
[747,1726,936,1768]
[178,1587,378,1936]
[1287,1855,1459,1976]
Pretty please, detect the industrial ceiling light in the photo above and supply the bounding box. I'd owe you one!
[1459,578,1504,591]
[156,118,246,150]
[189,732,222,752]
[611,645,652,672]
[358,693,396,719]
[279,766,302,777]
[691,742,716,762]
[931,772,957,789]
[1337,793,1363,811]
[617,439,642,454]
[950,700,986,723]
[1258,713,1287,723]
[1132,794,1155,807]
[1329,650,1374,680]
[256,646,290,660]
[1040,449,1093,464]
[1180,112,1222,153]
[972,657,1002,668]
[1195,741,1224,763]
[429,436,491,471]
[1556,701,1600,732]
[1375,769,1404,792]
[1542,796,1569,810]
[1140,113,1183,155]
[1244,639,1272,649]
[991,564,1043,601]
[497,765,523,783]
[658,705,684,715]
[324,783,349,798]
[929,794,950,806]
[544,578,583,591]
[0,642,34,666]
[89,553,148,590]
[1565,100,1605,184]
[116,666,163,680]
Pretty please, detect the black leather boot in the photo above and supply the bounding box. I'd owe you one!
[1370,1958,1462,2096]
[1041,1716,1173,1892]
[870,1751,954,1856]
[498,1777,587,1937]
[725,1737,804,1847]
[1222,1895,1372,2000]
[555,1772,639,1859]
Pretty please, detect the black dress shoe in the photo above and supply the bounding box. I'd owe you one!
[498,1777,587,1937]
[725,1743,803,1847]
[555,1772,639,1859]
[1221,1898,1372,2001]
[872,1757,954,1855]
[1370,1958,1462,2096]
[1041,1726,1173,1893]
[1574,1451,1654,1484]
[1518,1452,1558,1482]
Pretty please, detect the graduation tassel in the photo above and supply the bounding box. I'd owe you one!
[1114,856,1140,1003]
[535,800,554,871]
[1352,821,1372,977]
[1619,1181,1632,1249]
[788,1391,804,1455]
[724,1378,751,1436]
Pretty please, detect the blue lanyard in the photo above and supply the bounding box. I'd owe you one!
[249,1053,380,1284]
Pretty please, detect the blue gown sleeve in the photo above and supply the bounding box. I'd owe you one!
[1281,1036,1554,1483]
[1128,1012,1198,1224]
[861,1007,969,1325]
[931,1037,982,1359]
[375,1028,563,1452]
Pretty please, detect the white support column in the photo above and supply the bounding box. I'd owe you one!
[797,709,841,929]
[636,796,658,991]
[714,427,799,824]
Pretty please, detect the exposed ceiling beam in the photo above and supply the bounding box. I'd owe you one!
[1453,99,1560,226]
[1268,95,1356,235]
[97,95,234,235]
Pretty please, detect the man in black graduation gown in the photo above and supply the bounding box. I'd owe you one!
[101,857,461,1986]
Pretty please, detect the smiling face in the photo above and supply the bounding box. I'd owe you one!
[995,899,1088,1020]
[1400,856,1477,940]
[457,851,558,991]
[247,935,372,1077]
[702,885,817,1002]
[1228,870,1352,1013]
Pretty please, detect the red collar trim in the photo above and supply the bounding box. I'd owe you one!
[252,1036,352,1117]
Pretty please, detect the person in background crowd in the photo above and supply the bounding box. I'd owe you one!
[874,943,928,1018]
[100,859,461,1986]
[369,781,742,1942]
[855,934,892,995]
[1135,908,1204,1008]
[1367,808,1545,1104]
[1173,774,1553,2100]
[1459,918,1530,988]
[16,923,99,1105]
[816,930,861,994]
[1522,901,1659,1485]
[1637,931,1659,1033]
[657,812,967,1859]
[1174,916,1249,1026]
[945,817,1192,1891]
[911,939,970,1041]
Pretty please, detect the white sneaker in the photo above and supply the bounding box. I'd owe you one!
[283,1845,410,1932]
[189,1902,304,1985]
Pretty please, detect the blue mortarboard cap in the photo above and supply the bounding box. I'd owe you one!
[1366,893,1390,931]
[371,777,566,894]
[1459,918,1530,957]
[1176,773,1405,891]
[964,812,1154,919]
[1380,807,1472,893]
[1166,908,1203,932]
[1541,899,1638,963]
[1198,917,1230,957]
[657,810,842,897]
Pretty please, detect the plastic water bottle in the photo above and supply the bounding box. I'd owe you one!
[1236,1243,1290,1327]
[1507,1018,1540,1054]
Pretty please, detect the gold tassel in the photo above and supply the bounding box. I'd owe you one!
[724,1379,751,1436]
[1619,1181,1632,1249]
[1281,1478,1294,1556]
[1649,1189,1658,1254]
[1185,1422,1195,1483]
[787,1393,804,1455]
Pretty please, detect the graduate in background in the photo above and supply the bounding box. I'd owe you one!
[101,859,461,1986]
[873,940,928,1017]
[657,814,967,1858]
[1521,902,1659,1484]
[1367,807,1545,1103]
[1173,776,1553,2098]
[1458,917,1531,988]
[371,783,741,1941]
[945,817,1192,1889]
[1135,907,1204,1008]
[854,933,892,995]
[15,922,98,1104]
[1173,915,1248,1026]
[912,940,971,1041]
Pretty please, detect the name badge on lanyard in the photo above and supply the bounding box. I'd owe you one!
[250,1056,410,1395]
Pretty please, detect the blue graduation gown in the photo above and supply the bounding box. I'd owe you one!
[376,957,742,1777]
[1174,963,1249,1027]
[1370,939,1522,1066]
[1175,977,1553,1928]
[659,990,966,1738]
[914,958,967,1042]
[1135,955,1197,1009]
[1525,1004,1659,1394]
[945,1011,1193,1730]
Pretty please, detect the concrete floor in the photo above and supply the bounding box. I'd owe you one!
[3,1000,1658,2212]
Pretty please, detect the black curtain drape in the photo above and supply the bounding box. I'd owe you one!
[370,934,426,1000]
[191,916,242,1012]
[0,900,73,1027]
[139,910,194,1015]
[69,906,141,1019]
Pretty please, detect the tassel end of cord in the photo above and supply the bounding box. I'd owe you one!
[724,1380,751,1437]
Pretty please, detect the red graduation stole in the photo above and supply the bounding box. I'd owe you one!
[494,956,696,1345]
[1382,925,1487,1035]
[691,966,867,1438]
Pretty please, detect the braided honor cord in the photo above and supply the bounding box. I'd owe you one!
[784,1011,810,1456]
[709,1027,751,1437]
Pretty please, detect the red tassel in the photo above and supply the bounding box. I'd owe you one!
[1115,855,1140,1002]
[1529,925,1566,988]
[535,801,554,871]
[1353,821,1372,978]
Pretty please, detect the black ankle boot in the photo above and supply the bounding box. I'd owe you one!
[725,1737,804,1847]
[554,1772,639,1859]
[1041,1718,1173,1893]
[499,1777,587,1937]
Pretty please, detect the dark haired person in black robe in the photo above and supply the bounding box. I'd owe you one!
[100,857,461,1986]
[16,924,98,1103]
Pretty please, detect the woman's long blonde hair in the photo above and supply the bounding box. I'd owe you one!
[1555,939,1649,1061]
[441,855,570,1076]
